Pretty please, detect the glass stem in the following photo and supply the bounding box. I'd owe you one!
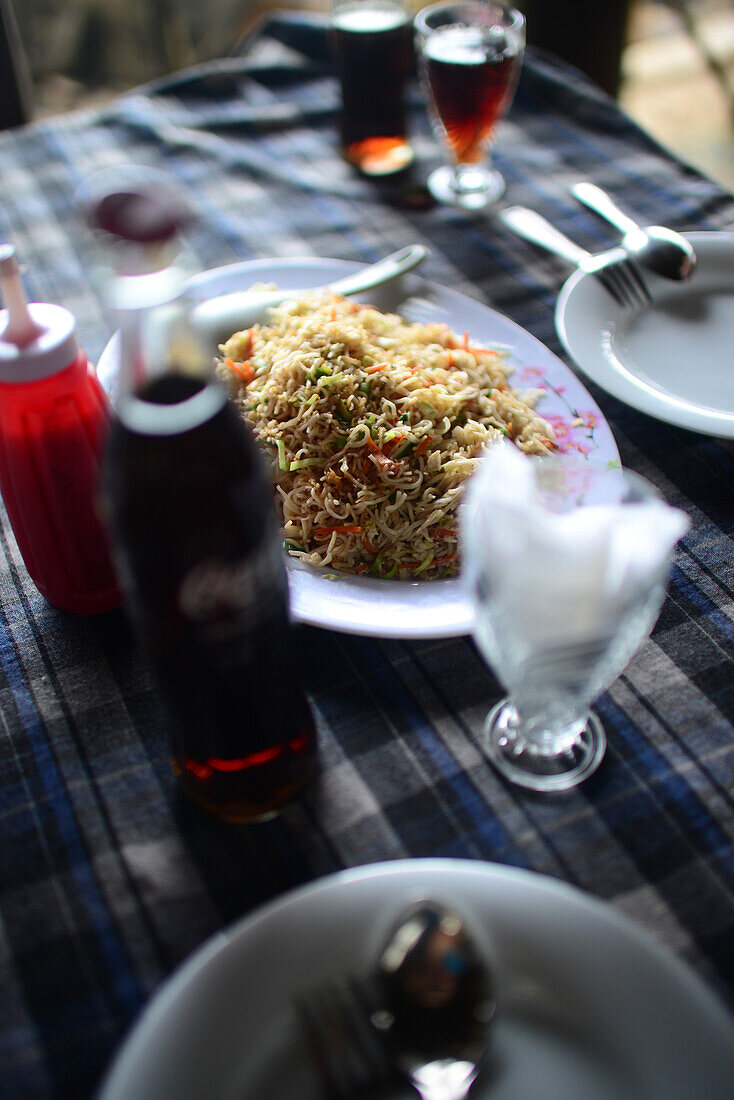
[512,705,590,755]
[452,160,493,195]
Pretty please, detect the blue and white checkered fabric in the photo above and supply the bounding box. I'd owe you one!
[0,13,733,1097]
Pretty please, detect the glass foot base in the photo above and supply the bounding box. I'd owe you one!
[483,700,607,792]
[426,164,505,209]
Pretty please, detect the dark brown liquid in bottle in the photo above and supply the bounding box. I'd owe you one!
[104,373,318,823]
[90,187,189,243]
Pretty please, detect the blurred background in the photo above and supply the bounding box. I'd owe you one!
[3,0,734,189]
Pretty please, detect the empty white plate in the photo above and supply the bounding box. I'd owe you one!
[556,231,734,438]
[97,859,734,1100]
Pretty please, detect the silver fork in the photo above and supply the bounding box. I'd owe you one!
[500,205,652,308]
[296,976,402,1099]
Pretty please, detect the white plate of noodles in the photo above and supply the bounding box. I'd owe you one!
[97,256,619,638]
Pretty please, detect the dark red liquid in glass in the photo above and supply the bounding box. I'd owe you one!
[333,4,413,174]
[424,31,521,163]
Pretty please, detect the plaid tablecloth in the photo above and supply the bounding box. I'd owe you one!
[0,12,733,1098]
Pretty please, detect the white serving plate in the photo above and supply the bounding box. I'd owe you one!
[97,256,619,638]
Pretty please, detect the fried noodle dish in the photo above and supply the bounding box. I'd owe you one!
[217,291,555,579]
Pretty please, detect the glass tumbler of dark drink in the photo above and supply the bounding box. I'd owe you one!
[414,1,525,208]
[331,0,415,176]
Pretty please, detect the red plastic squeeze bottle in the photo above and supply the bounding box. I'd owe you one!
[0,244,121,613]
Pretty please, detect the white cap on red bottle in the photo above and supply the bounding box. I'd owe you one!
[0,245,81,382]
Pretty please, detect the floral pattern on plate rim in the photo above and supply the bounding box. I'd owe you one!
[517,364,615,463]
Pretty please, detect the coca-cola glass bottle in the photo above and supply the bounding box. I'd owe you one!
[88,170,318,823]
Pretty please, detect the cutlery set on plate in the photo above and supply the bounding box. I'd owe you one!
[296,900,494,1100]
[190,185,694,353]
[501,182,696,308]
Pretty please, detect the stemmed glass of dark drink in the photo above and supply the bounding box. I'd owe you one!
[414,1,525,208]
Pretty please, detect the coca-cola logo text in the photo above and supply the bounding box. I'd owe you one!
[178,544,281,621]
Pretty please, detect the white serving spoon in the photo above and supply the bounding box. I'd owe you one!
[190,243,429,346]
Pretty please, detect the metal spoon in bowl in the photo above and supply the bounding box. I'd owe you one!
[572,182,697,281]
[189,243,429,347]
[372,900,496,1100]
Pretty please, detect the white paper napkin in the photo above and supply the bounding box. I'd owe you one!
[461,444,690,645]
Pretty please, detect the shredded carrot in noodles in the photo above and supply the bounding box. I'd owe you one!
[217,291,554,578]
